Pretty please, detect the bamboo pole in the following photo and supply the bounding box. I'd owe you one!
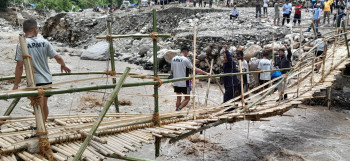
[327,87,332,110]
[342,21,350,57]
[0,72,170,81]
[204,59,214,107]
[19,34,35,87]
[72,67,130,161]
[204,59,224,94]
[321,44,327,82]
[311,58,314,86]
[0,68,293,100]
[238,60,245,109]
[152,9,161,158]
[107,21,119,113]
[3,98,20,116]
[96,34,172,39]
[192,25,197,120]
[312,21,317,39]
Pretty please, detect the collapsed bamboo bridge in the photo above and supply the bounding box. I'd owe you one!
[1,10,350,161]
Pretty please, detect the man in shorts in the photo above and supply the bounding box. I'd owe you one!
[171,47,211,111]
[13,19,71,122]
[274,1,281,25]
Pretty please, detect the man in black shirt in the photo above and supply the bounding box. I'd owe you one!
[274,44,292,100]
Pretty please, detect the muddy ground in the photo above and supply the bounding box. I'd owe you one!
[1,6,350,161]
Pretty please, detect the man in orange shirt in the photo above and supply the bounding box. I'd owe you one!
[323,0,331,24]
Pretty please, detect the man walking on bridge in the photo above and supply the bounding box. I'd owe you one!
[171,47,211,111]
[13,19,71,122]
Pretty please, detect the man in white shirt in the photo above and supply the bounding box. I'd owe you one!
[237,51,250,93]
[257,52,272,92]
[263,0,269,17]
[171,47,211,111]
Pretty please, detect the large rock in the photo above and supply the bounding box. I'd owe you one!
[244,45,262,61]
[197,52,207,61]
[163,49,180,63]
[81,42,109,60]
[263,43,284,52]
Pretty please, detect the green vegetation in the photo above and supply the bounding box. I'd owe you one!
[0,0,9,11]
[2,0,130,12]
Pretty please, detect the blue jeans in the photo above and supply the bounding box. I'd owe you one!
[307,19,319,33]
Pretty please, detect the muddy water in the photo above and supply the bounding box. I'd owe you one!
[123,105,350,161]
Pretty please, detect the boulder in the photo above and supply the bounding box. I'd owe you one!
[163,49,180,63]
[263,43,284,52]
[244,45,262,61]
[197,52,207,61]
[81,42,109,60]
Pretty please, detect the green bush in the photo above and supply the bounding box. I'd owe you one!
[0,0,9,11]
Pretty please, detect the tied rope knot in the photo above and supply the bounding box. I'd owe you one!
[29,88,45,107]
[39,137,54,161]
[106,35,113,42]
[150,32,161,44]
[106,70,117,76]
[153,112,161,126]
[153,76,162,88]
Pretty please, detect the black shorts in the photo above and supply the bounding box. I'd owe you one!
[315,51,324,59]
[259,79,270,89]
[174,86,190,94]
[36,82,52,97]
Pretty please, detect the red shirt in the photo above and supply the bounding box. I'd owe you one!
[295,5,303,14]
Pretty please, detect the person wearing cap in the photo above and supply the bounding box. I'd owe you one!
[274,44,292,101]
[307,33,327,72]
[293,1,303,26]
[170,47,211,111]
[230,6,239,20]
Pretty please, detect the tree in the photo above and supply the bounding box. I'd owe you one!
[0,0,9,11]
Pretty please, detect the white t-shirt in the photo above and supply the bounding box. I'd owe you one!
[239,60,250,84]
[15,37,58,84]
[263,0,269,7]
[257,58,272,80]
[171,55,193,87]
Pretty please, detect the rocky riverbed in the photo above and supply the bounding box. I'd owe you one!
[1,5,350,161]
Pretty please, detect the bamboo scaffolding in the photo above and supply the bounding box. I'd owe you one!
[96,34,172,39]
[204,59,214,107]
[107,21,119,113]
[0,68,293,100]
[73,67,130,161]
[192,25,197,120]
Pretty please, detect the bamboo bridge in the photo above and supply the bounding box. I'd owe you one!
[0,10,350,161]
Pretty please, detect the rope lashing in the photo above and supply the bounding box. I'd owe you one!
[150,32,159,41]
[106,35,113,42]
[153,76,163,88]
[105,70,117,76]
[152,112,161,126]
[39,137,54,161]
[29,88,45,107]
